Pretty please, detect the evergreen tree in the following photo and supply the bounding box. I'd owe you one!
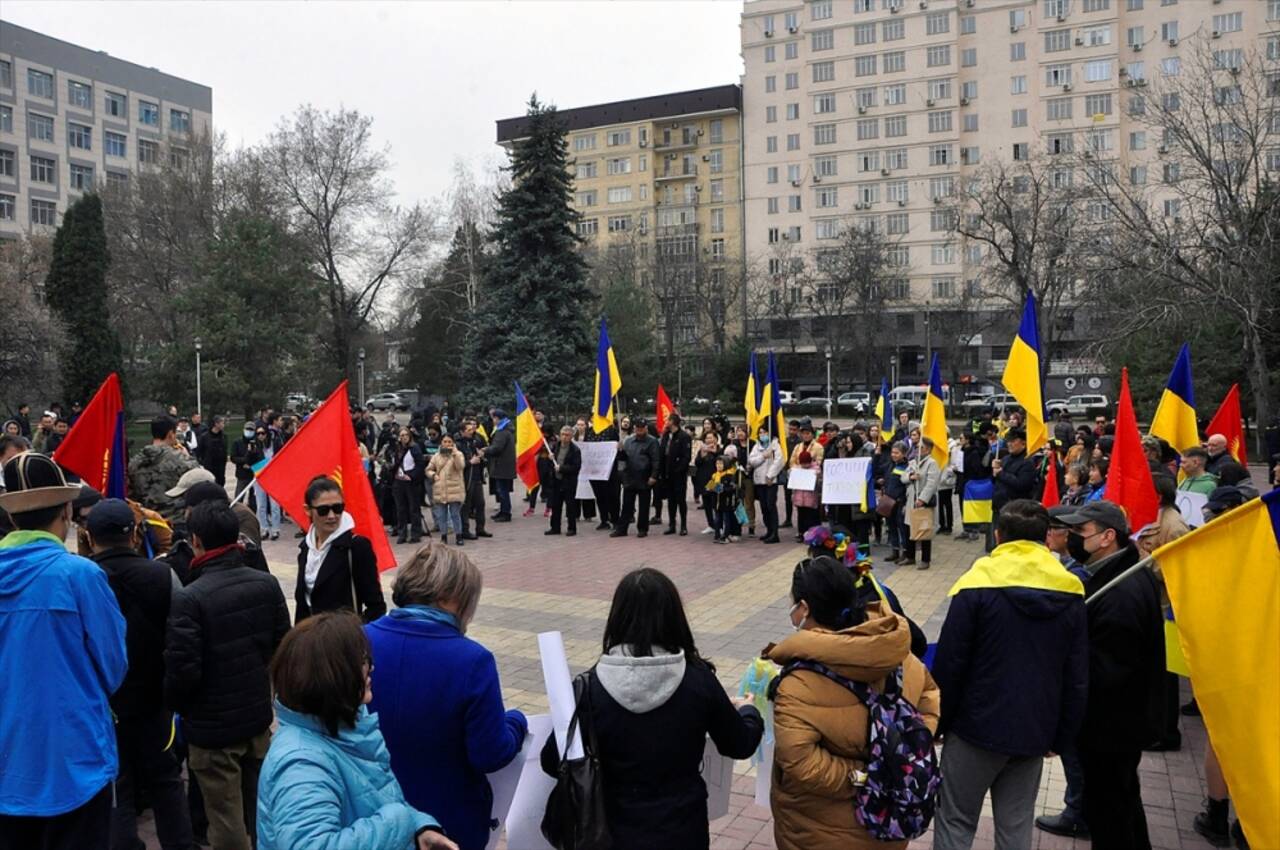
[44,194,123,404]
[408,224,482,398]
[464,96,594,413]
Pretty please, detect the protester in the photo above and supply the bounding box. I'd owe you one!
[128,415,202,522]
[256,612,458,850]
[540,567,763,850]
[30,410,54,453]
[932,500,1087,849]
[767,555,939,850]
[483,410,516,522]
[391,427,427,544]
[0,453,127,847]
[901,435,940,569]
[883,442,910,563]
[731,424,758,534]
[165,479,269,583]
[938,436,960,535]
[693,430,721,534]
[246,423,283,540]
[199,415,229,486]
[613,417,660,538]
[1177,447,1218,496]
[545,425,582,536]
[749,428,785,544]
[707,451,742,544]
[455,419,491,540]
[1202,433,1231,476]
[1138,474,1191,755]
[788,422,824,538]
[660,414,692,536]
[294,475,386,624]
[165,500,291,850]
[230,423,256,507]
[1086,457,1109,501]
[426,433,467,545]
[366,544,526,849]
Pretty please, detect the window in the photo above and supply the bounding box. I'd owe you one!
[169,145,188,169]
[766,106,778,124]
[606,157,630,175]
[765,45,776,63]
[927,12,950,35]
[1051,167,1073,188]
[1011,42,1026,61]
[1044,0,1068,16]
[1085,60,1112,82]
[1130,131,1146,150]
[787,103,800,120]
[1163,162,1180,184]
[768,197,780,214]
[883,51,905,73]
[929,176,954,199]
[31,199,57,226]
[1127,26,1145,47]
[815,123,837,144]
[815,155,837,177]
[1047,133,1074,154]
[884,83,906,105]
[886,148,908,169]
[29,113,54,142]
[815,218,842,241]
[962,48,977,67]
[0,194,12,220]
[1129,165,1147,186]
[932,277,956,297]
[814,94,836,114]
[927,46,951,67]
[887,180,908,202]
[607,186,632,203]
[1128,61,1146,80]
[885,115,907,137]
[812,29,834,51]
[930,209,954,231]
[577,189,597,207]
[0,60,10,89]
[574,134,596,151]
[928,111,953,133]
[607,215,631,233]
[788,164,803,183]
[963,115,979,133]
[961,81,977,101]
[961,15,976,35]
[136,139,158,164]
[859,184,880,205]
[1164,199,1181,219]
[855,23,877,45]
[576,161,597,179]
[788,226,802,242]
[767,136,778,153]
[706,120,723,145]
[1215,49,1244,71]
[929,145,952,166]
[1013,142,1029,160]
[855,55,877,76]
[785,11,799,29]
[708,179,724,203]
[788,194,802,212]
[763,14,775,34]
[888,280,910,300]
[606,129,631,146]
[68,80,92,109]
[816,186,838,208]
[1162,92,1180,110]
[855,0,873,11]
[786,72,799,90]
[1011,75,1028,94]
[1271,0,1280,20]
[1161,57,1181,76]
[0,150,12,177]
[70,163,94,191]
[1083,0,1109,9]
[1048,97,1074,120]
[883,19,904,41]
[766,75,777,94]
[140,101,159,126]
[709,149,724,173]
[932,245,955,265]
[27,69,53,98]
[857,118,879,140]
[928,79,952,100]
[812,0,832,19]
[786,133,801,151]
[0,105,10,133]
[30,155,55,183]
[1161,21,1178,42]
[1212,12,1242,34]
[1012,108,1028,127]
[786,41,799,60]
[1045,65,1071,87]
[767,166,779,184]
[886,214,909,236]
[68,123,92,150]
[856,87,877,109]
[1085,25,1111,46]
[1085,93,1112,116]
[1045,29,1071,52]
[813,61,835,83]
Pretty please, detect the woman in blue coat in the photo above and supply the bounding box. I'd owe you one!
[366,544,527,850]
[257,612,456,850]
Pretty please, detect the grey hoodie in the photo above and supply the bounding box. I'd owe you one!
[595,645,687,714]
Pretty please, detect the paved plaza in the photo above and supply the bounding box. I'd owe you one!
[140,490,1222,850]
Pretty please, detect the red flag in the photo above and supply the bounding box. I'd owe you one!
[1108,368,1159,532]
[656,384,674,434]
[1206,383,1247,465]
[53,373,127,498]
[256,382,396,571]
[1041,450,1061,508]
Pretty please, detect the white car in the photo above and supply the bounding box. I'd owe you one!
[1045,398,1069,417]
[366,392,408,411]
[1064,394,1110,417]
[961,393,1018,413]
[837,392,871,413]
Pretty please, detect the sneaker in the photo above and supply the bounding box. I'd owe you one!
[917,561,930,570]
[1035,812,1090,840]
[596,521,612,531]
[728,535,741,543]
[953,530,968,539]
[700,526,715,535]
[270,530,280,540]
[714,538,727,544]
[522,507,535,518]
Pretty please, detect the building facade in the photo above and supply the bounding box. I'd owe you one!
[0,20,212,237]
[741,0,1276,392]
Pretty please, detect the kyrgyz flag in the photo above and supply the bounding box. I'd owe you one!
[1206,383,1247,464]
[255,381,395,571]
[1109,368,1159,532]
[656,384,675,435]
[514,382,542,490]
[53,372,127,499]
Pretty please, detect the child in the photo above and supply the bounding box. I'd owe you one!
[707,455,742,544]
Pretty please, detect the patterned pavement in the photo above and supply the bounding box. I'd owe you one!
[140,486,1223,850]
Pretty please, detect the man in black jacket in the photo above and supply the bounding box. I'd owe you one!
[612,418,661,538]
[164,501,290,850]
[546,426,583,536]
[659,415,693,535]
[484,410,516,522]
[989,428,1038,551]
[456,419,491,540]
[1058,500,1164,850]
[198,415,228,486]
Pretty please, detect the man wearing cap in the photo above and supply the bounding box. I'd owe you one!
[612,417,661,538]
[0,453,128,846]
[166,468,262,550]
[1057,499,1164,850]
[163,477,269,584]
[128,415,201,523]
[85,499,194,850]
[483,408,516,522]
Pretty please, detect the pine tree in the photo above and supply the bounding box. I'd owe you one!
[44,194,123,404]
[464,96,595,414]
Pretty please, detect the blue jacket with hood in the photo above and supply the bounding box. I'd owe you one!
[0,532,127,815]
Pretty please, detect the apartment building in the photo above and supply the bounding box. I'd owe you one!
[0,20,212,236]
[497,85,745,352]
[741,0,1277,390]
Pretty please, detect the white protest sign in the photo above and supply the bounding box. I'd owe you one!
[575,441,616,482]
[487,714,555,850]
[1175,490,1208,528]
[753,740,774,808]
[821,458,869,505]
[787,468,817,491]
[538,631,583,760]
[575,477,595,500]
[702,737,734,821]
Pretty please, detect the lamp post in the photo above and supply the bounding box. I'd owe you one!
[825,350,833,421]
[357,347,366,409]
[924,301,932,374]
[677,361,684,404]
[890,354,898,390]
[194,338,203,418]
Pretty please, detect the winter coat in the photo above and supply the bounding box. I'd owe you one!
[231,436,255,483]
[932,541,1088,757]
[707,467,741,513]
[90,546,175,720]
[766,605,940,850]
[749,440,786,487]
[0,532,127,816]
[992,449,1038,511]
[693,444,720,492]
[367,609,527,850]
[620,433,661,490]
[1054,419,1076,446]
[426,449,466,504]
[906,455,941,508]
[199,429,228,481]
[661,429,693,496]
[164,545,291,749]
[256,703,439,850]
[484,423,516,481]
[455,433,488,487]
[127,443,201,522]
[390,442,425,486]
[294,530,386,624]
[539,649,764,850]
[549,440,583,498]
[789,440,824,509]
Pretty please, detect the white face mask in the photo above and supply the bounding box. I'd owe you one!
[788,602,805,632]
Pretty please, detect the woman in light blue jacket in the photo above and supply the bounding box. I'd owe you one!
[257,612,458,850]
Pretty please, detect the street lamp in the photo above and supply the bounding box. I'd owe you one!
[194,338,202,418]
[890,354,898,390]
[357,347,366,408]
[677,361,684,405]
[924,301,932,373]
[825,350,833,421]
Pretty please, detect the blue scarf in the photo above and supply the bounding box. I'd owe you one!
[388,604,460,632]
[495,417,511,433]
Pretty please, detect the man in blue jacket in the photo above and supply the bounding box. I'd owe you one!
[931,498,1088,850]
[0,452,128,849]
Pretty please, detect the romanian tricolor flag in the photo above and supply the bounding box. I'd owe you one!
[656,384,675,435]
[1206,383,1247,464]
[765,352,787,460]
[1001,292,1047,454]
[514,382,542,490]
[1149,343,1200,453]
[1157,489,1280,850]
[745,352,762,439]
[592,318,622,434]
[875,377,893,443]
[920,354,949,467]
[53,372,127,498]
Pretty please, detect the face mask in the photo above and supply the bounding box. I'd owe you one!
[244,429,255,439]
[788,602,805,632]
[758,435,770,447]
[1067,531,1093,563]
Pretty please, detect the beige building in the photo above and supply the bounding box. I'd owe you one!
[741,0,1277,388]
[0,20,212,237]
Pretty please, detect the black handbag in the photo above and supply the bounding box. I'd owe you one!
[541,671,612,850]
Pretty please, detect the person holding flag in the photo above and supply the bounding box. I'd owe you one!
[744,352,763,438]
[1001,293,1048,455]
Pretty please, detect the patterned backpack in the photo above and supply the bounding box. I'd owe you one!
[770,660,940,841]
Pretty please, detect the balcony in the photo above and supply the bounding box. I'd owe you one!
[655,163,698,182]
[654,132,700,152]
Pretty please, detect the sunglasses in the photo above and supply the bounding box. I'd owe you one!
[309,503,344,517]
[256,431,267,436]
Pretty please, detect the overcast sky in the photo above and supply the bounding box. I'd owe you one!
[4,1,745,206]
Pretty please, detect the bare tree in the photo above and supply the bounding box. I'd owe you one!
[809,222,898,387]
[746,239,813,356]
[0,235,64,407]
[446,157,502,313]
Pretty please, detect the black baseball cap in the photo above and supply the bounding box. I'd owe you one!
[184,481,232,509]
[1047,505,1076,529]
[85,498,136,538]
[1056,500,1129,536]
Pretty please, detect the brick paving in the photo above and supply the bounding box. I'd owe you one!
[139,485,1224,850]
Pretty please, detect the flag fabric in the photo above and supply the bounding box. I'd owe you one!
[255,381,396,571]
[874,377,893,443]
[920,354,950,467]
[1156,489,1280,850]
[765,352,787,460]
[1002,292,1048,454]
[962,478,993,524]
[53,373,128,499]
[514,382,542,491]
[1109,368,1160,532]
[1206,383,1247,464]
[745,352,761,439]
[656,384,675,435]
[592,318,623,433]
[1149,343,1200,453]
[250,458,269,476]
[1041,450,1061,508]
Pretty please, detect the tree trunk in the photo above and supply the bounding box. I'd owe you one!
[1245,322,1273,460]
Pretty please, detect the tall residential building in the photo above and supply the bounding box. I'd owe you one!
[741,0,1277,391]
[497,85,745,363]
[0,20,212,236]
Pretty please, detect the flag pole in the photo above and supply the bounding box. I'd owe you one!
[231,479,254,505]
[1083,553,1156,606]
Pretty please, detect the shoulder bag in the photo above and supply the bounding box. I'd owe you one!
[541,670,612,850]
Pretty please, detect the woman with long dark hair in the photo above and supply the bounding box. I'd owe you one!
[295,475,386,624]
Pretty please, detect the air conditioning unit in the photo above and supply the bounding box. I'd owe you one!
[813,174,822,183]
[1157,145,1168,154]
[1168,37,1178,46]
[788,25,799,33]
[701,154,710,161]
[898,199,907,207]
[919,1,928,9]
[791,179,802,187]
[671,123,680,129]
[764,29,774,37]
[966,0,975,6]
[1133,42,1143,51]
[1010,25,1019,33]
[697,129,704,136]
[1211,30,1221,39]
[1136,78,1148,87]
[960,97,970,106]
[1063,83,1073,91]
[1126,78,1137,87]
[858,105,867,114]
[926,98,936,107]
[639,140,647,148]
[1075,37,1085,46]
[1229,66,1240,76]
[695,185,702,192]
[890,4,899,12]
[1119,67,1128,76]
[880,168,891,176]
[1057,14,1067,22]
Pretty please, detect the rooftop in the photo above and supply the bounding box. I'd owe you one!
[496,84,741,143]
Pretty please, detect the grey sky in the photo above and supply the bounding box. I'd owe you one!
[4,1,744,205]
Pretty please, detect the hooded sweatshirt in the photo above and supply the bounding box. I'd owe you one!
[0,532,127,815]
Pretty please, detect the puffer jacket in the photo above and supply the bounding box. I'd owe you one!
[766,605,940,850]
[426,448,466,504]
[257,703,439,850]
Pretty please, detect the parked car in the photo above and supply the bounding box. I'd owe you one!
[960,393,1019,414]
[366,392,408,411]
[796,397,833,411]
[1064,394,1110,417]
[1045,398,1069,417]
[888,385,951,416]
[284,393,316,412]
[689,395,711,406]
[837,392,871,414]
[777,390,797,405]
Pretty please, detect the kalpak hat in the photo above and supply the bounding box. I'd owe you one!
[0,452,82,514]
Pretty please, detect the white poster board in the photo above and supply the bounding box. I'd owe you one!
[702,738,734,820]
[575,477,595,500]
[538,631,584,760]
[1175,490,1208,528]
[575,441,616,482]
[787,468,817,491]
[821,458,869,505]
[487,714,555,850]
[754,740,774,807]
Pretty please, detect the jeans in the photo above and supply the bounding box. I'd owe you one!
[933,733,1044,850]
[717,508,740,540]
[0,783,112,850]
[756,484,778,538]
[493,478,513,517]
[253,482,280,534]
[187,731,270,850]
[112,710,193,850]
[432,502,463,536]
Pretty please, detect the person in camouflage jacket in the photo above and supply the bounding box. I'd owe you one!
[128,416,200,522]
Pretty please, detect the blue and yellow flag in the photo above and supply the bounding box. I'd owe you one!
[962,478,993,524]
[765,352,787,460]
[592,317,623,433]
[874,377,893,443]
[1157,490,1280,850]
[920,354,949,466]
[1149,343,1200,453]
[1001,292,1047,454]
[745,352,761,439]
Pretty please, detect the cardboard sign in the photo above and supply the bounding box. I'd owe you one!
[487,715,555,850]
[787,468,817,491]
[821,458,870,505]
[575,441,616,482]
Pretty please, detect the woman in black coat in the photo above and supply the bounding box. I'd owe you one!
[294,476,387,624]
[660,415,693,535]
[692,431,721,533]
[540,568,763,850]
[389,427,426,543]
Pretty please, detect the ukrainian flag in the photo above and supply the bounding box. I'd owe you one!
[514,382,542,490]
[1001,292,1047,454]
[592,318,622,433]
[1149,343,1200,453]
[874,377,893,443]
[920,354,949,466]
[765,352,787,460]
[745,352,762,439]
[962,478,993,524]
[1157,490,1280,850]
